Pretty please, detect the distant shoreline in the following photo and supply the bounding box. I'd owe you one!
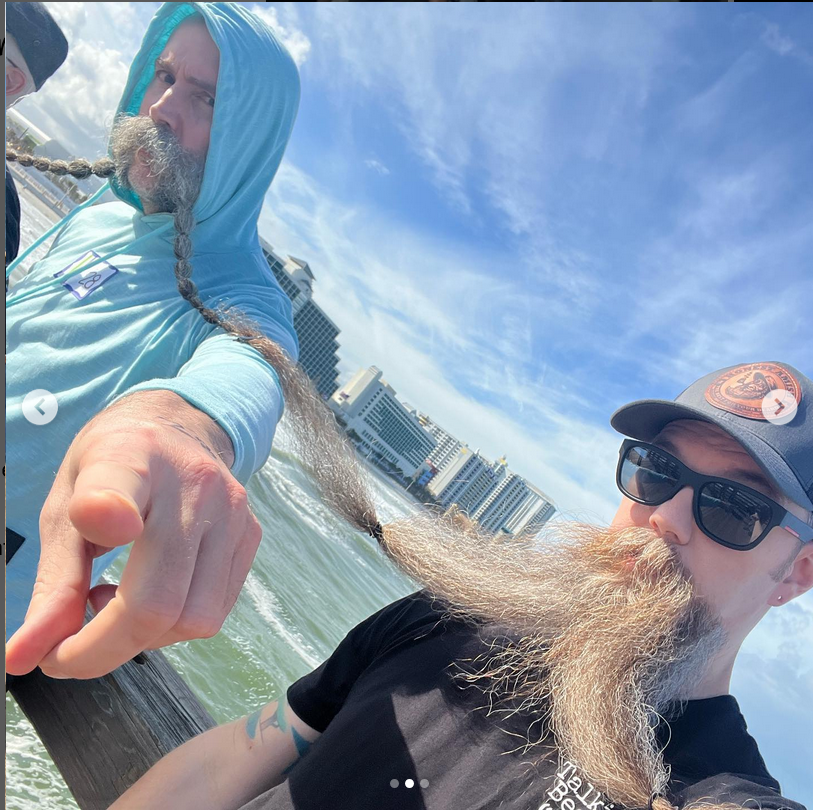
[16,174,64,224]
[12,166,72,224]
[357,454,431,511]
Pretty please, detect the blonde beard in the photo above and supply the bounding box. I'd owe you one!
[377,516,729,809]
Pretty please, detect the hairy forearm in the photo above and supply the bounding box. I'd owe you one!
[91,389,236,468]
[109,698,313,810]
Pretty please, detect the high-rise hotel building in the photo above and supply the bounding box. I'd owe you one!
[260,240,341,399]
[429,446,556,537]
[329,367,437,478]
[412,412,465,475]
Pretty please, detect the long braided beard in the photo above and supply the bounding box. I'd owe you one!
[375,518,731,810]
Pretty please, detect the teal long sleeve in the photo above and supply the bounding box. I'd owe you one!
[114,331,285,485]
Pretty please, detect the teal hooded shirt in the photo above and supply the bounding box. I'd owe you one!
[5,2,302,638]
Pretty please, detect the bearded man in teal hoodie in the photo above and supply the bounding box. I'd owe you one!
[6,3,302,681]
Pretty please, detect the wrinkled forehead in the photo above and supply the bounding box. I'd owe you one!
[123,8,219,117]
[158,15,220,79]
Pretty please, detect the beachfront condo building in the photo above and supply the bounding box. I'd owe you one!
[329,367,437,479]
[503,490,557,536]
[428,448,506,513]
[429,446,556,537]
[473,475,556,535]
[414,413,465,476]
[261,241,341,399]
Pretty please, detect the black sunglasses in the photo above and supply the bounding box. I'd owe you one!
[616,439,813,551]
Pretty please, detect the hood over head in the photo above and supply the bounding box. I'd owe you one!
[110,2,301,252]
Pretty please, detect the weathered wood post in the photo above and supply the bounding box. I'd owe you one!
[8,604,217,810]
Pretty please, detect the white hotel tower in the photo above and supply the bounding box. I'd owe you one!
[329,367,437,478]
[428,446,556,537]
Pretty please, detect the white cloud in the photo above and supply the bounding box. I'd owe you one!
[13,3,141,158]
[307,3,687,301]
[673,50,764,136]
[259,160,625,524]
[733,611,813,804]
[759,21,813,67]
[249,3,312,67]
[586,139,813,388]
[761,23,795,57]
[364,158,390,176]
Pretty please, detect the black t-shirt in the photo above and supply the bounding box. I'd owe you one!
[6,164,21,268]
[239,591,806,810]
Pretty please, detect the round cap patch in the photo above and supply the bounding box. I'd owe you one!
[705,362,802,421]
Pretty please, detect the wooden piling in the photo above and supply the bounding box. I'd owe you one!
[7,606,217,810]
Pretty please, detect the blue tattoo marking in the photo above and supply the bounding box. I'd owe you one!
[246,697,314,776]
[292,726,312,759]
[246,709,261,740]
[282,725,313,774]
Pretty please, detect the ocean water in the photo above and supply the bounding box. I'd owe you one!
[5,195,418,809]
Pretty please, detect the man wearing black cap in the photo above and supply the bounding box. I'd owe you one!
[5,1,69,266]
[110,361,812,810]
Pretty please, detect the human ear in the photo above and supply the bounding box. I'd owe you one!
[774,541,813,605]
[6,65,28,96]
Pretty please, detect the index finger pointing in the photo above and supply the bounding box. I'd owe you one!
[39,501,199,679]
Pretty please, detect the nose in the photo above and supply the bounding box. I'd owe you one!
[148,88,182,141]
[646,486,695,546]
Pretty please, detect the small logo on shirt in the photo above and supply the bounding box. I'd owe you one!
[54,250,119,300]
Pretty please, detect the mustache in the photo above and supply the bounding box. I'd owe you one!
[380,517,689,631]
[109,113,206,211]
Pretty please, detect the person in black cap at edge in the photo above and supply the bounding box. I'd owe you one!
[5,2,70,272]
[107,359,812,810]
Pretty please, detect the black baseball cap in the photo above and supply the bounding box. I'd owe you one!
[610,361,812,512]
[7,2,69,91]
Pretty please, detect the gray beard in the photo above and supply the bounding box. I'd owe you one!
[638,605,729,722]
[109,113,205,213]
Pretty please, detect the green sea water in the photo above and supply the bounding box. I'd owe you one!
[5,446,420,809]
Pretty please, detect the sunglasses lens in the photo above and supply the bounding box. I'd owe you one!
[698,482,773,547]
[620,445,681,502]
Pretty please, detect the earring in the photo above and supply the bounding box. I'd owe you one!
[777,595,783,603]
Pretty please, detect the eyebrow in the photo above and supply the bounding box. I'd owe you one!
[155,57,217,97]
[653,437,785,502]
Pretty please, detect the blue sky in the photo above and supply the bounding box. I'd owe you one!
[11,2,813,802]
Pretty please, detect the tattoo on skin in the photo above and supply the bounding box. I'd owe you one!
[245,709,262,741]
[283,726,312,774]
[244,696,313,772]
[245,696,288,742]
